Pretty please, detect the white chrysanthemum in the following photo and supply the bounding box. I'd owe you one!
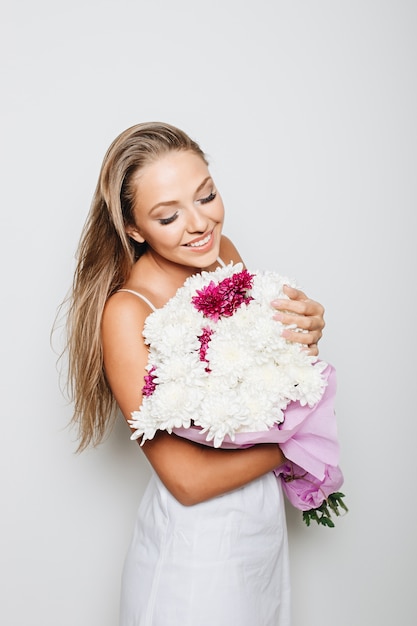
[242,309,288,362]
[146,322,200,356]
[223,301,257,331]
[152,352,207,386]
[285,361,328,406]
[129,381,204,442]
[205,333,251,386]
[271,342,315,370]
[150,380,202,418]
[243,361,289,399]
[194,386,249,447]
[144,307,202,352]
[128,411,161,442]
[251,270,296,306]
[235,380,284,429]
[167,299,201,323]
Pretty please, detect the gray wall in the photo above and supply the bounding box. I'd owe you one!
[1,1,415,624]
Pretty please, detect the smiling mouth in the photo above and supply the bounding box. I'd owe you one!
[185,232,212,248]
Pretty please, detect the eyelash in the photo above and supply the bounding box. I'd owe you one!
[158,213,179,225]
[199,191,217,205]
[158,191,217,225]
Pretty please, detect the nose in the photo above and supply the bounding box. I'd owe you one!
[187,204,209,233]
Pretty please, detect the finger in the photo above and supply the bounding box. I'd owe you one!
[281,327,323,346]
[280,322,320,355]
[282,285,307,301]
[272,296,325,319]
[282,285,325,319]
[273,311,325,333]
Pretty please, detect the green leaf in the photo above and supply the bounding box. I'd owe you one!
[302,512,311,527]
[301,492,348,527]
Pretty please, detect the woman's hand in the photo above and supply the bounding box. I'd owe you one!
[218,236,325,356]
[271,285,325,357]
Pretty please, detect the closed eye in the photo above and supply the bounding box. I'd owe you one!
[158,212,179,225]
[199,191,217,205]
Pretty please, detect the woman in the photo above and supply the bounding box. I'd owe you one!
[66,122,325,625]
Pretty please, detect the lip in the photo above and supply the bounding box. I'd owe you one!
[183,230,215,252]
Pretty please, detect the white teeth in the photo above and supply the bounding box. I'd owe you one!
[188,233,211,247]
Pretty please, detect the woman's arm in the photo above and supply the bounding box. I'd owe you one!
[142,432,284,505]
[219,235,325,356]
[101,292,284,506]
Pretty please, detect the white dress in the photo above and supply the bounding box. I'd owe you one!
[117,279,291,626]
[120,471,290,626]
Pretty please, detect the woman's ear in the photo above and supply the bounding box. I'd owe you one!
[125,225,145,244]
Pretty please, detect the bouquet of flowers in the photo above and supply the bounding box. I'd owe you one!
[129,263,347,526]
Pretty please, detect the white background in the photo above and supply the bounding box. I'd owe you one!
[1,1,416,625]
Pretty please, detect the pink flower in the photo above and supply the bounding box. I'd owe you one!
[192,270,254,321]
[142,365,157,397]
[198,327,213,371]
[277,461,344,511]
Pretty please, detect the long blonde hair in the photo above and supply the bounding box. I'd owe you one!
[64,122,206,451]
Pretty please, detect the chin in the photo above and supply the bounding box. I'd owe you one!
[201,250,222,270]
[181,229,222,268]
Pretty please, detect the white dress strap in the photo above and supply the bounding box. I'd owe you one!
[216,256,226,267]
[117,289,157,311]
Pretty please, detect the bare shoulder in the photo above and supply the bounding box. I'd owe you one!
[102,290,153,336]
[219,234,245,266]
[101,291,152,371]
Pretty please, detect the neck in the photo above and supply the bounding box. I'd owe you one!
[127,250,214,307]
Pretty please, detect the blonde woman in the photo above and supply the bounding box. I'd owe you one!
[65,122,325,625]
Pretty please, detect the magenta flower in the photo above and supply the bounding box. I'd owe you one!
[192,269,254,320]
[198,327,213,371]
[142,365,157,397]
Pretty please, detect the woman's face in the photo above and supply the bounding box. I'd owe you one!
[127,150,225,269]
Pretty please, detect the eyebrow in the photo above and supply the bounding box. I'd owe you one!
[149,176,212,214]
